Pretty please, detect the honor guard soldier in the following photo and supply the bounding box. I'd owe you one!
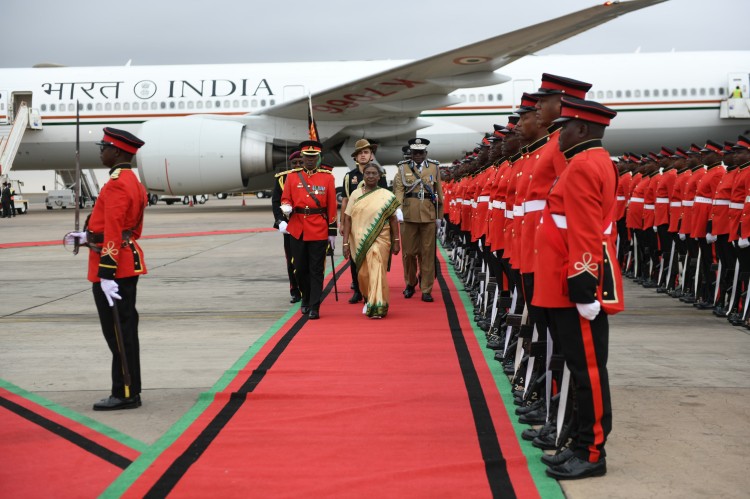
[64,127,148,411]
[533,97,622,480]
[272,150,304,303]
[340,139,388,304]
[280,140,337,320]
[392,137,444,302]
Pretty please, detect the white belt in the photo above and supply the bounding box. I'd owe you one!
[505,210,514,219]
[670,202,682,207]
[456,198,463,203]
[730,202,744,210]
[713,199,730,206]
[682,200,694,207]
[694,196,712,204]
[644,204,655,210]
[478,196,490,202]
[462,200,471,205]
[471,201,478,208]
[552,214,612,234]
[616,196,626,201]
[746,195,750,203]
[630,197,645,203]
[523,199,546,213]
[488,204,493,211]
[491,200,504,209]
[656,197,669,203]
[513,205,524,216]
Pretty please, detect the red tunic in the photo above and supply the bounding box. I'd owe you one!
[615,172,632,221]
[654,169,677,226]
[680,167,706,236]
[626,175,647,230]
[512,151,534,270]
[709,167,736,236]
[690,165,726,238]
[489,161,510,252]
[533,141,623,312]
[668,170,690,233]
[642,174,659,229]
[471,167,494,241]
[281,168,337,241]
[504,154,524,265]
[729,165,750,240]
[86,165,148,282]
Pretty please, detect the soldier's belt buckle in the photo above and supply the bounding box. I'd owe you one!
[303,207,311,216]
[418,191,425,200]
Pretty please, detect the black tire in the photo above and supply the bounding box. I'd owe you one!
[256,191,265,199]
[166,200,174,205]
[216,193,227,200]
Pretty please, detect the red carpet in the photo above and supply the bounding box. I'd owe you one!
[120,252,540,498]
[0,386,141,497]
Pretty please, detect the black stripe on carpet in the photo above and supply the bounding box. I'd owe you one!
[145,261,351,498]
[436,262,517,499]
[0,395,133,470]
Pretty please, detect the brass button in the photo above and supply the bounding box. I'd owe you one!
[603,291,609,297]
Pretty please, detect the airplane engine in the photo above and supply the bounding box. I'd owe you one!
[135,116,274,195]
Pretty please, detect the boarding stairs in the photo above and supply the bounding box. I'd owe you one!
[720,98,750,119]
[56,169,100,202]
[0,102,29,175]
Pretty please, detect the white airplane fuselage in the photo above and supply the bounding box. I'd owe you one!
[1,51,749,194]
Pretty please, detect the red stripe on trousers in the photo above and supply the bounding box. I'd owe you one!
[578,314,605,463]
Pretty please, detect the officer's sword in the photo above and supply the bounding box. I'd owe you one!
[328,244,338,301]
[111,302,132,399]
[73,100,81,255]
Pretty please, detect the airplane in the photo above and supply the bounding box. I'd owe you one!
[1,0,749,198]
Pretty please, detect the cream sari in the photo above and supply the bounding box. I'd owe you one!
[345,187,400,318]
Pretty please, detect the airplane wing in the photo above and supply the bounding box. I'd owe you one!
[258,0,665,124]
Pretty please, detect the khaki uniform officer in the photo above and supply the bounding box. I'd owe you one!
[392,138,444,302]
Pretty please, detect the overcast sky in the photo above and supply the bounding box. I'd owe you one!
[2,0,748,68]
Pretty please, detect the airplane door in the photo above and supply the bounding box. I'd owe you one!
[0,90,8,124]
[512,79,535,108]
[727,72,749,98]
[283,85,305,103]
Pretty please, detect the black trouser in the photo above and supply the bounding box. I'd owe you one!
[511,268,525,314]
[616,218,628,264]
[548,307,611,463]
[697,238,715,302]
[638,228,657,281]
[1,199,10,217]
[290,237,327,311]
[656,224,672,286]
[684,237,699,292]
[283,233,300,297]
[93,276,141,399]
[733,244,750,314]
[715,234,734,307]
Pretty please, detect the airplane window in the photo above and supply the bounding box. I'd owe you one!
[487,94,493,102]
[718,87,725,95]
[41,104,47,111]
[616,90,622,98]
[178,101,185,109]
[233,99,239,107]
[709,88,715,96]
[663,89,669,96]
[681,88,687,96]
[151,102,158,110]
[86,103,93,111]
[606,90,613,98]
[242,99,248,107]
[497,94,502,101]
[261,99,267,106]
[206,101,212,108]
[478,95,485,103]
[671,89,677,96]
[690,88,696,96]
[188,101,194,109]
[124,102,130,110]
[50,104,56,111]
[270,99,275,105]
[251,99,257,107]
[105,103,111,111]
[214,101,221,108]
[197,101,203,109]
[597,91,603,98]
[635,90,641,97]
[160,102,166,109]
[95,103,102,111]
[469,95,476,103]
[625,90,631,98]
[699,88,706,96]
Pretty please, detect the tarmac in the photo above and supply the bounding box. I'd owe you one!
[1,197,748,498]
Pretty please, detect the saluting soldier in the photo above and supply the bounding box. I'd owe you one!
[63,127,148,411]
[533,97,622,480]
[340,139,388,304]
[392,138,444,302]
[272,150,304,303]
[280,140,337,320]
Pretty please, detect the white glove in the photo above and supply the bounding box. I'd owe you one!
[576,301,601,321]
[278,221,288,234]
[395,208,404,223]
[653,226,658,232]
[280,204,292,216]
[328,235,336,251]
[678,233,686,241]
[739,238,750,249]
[100,279,122,307]
[64,231,87,245]
[706,233,717,244]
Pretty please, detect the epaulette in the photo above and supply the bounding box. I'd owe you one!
[427,159,440,165]
[397,160,410,165]
[274,168,300,178]
[316,168,333,175]
[110,168,122,179]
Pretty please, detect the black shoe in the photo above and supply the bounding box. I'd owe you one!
[546,456,607,480]
[712,306,727,317]
[421,293,434,302]
[521,427,541,441]
[301,306,310,315]
[93,395,141,411]
[308,309,320,320]
[403,285,415,299]
[290,294,301,304]
[695,300,713,310]
[518,408,547,425]
[348,291,363,304]
[532,429,558,450]
[655,287,668,294]
[486,335,503,350]
[541,448,574,467]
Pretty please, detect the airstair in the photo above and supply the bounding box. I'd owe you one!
[56,169,101,202]
[0,102,29,175]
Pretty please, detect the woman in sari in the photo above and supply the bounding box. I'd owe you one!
[342,163,401,318]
